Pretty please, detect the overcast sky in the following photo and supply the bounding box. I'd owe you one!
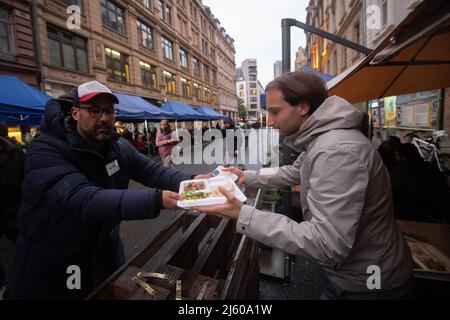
[203,0,309,88]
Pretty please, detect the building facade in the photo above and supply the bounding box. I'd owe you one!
[304,0,449,148]
[212,12,238,120]
[0,0,39,86]
[32,0,237,116]
[294,46,307,71]
[235,58,263,120]
[273,60,281,79]
[306,0,364,77]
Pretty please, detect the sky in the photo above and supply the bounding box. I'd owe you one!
[203,0,309,88]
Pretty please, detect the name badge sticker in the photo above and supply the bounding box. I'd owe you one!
[106,160,120,176]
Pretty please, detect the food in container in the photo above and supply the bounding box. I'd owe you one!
[177,176,246,208]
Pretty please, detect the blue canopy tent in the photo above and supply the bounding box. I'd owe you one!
[197,106,227,120]
[301,65,334,82]
[162,101,210,120]
[0,75,53,125]
[113,92,177,121]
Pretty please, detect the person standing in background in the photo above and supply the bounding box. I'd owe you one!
[156,119,179,167]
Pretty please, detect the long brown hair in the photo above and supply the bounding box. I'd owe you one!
[266,71,328,115]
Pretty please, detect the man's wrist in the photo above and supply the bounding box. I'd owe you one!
[156,189,164,210]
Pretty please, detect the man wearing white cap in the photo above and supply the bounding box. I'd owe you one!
[8,80,207,299]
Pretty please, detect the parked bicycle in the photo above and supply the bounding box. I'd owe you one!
[405,130,450,177]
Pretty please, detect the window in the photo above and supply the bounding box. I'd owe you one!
[177,0,185,8]
[137,20,153,49]
[204,87,210,102]
[0,7,13,54]
[180,77,191,97]
[354,22,360,44]
[190,3,197,21]
[194,83,201,100]
[202,39,209,56]
[239,91,244,98]
[250,104,257,109]
[101,0,125,33]
[59,0,83,10]
[143,0,151,9]
[158,1,172,25]
[140,61,157,89]
[165,6,172,25]
[239,84,244,90]
[163,70,176,94]
[249,89,257,95]
[249,83,257,88]
[203,64,210,82]
[192,56,200,74]
[382,0,388,27]
[46,23,88,72]
[162,36,173,60]
[105,47,130,82]
[179,48,188,68]
[158,0,164,19]
[250,97,257,102]
[249,74,256,81]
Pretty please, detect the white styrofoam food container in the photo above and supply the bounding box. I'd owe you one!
[177,176,247,209]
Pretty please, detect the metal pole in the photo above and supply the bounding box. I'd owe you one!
[281,19,292,74]
[144,119,151,157]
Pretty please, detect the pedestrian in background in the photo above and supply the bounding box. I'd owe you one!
[0,122,25,293]
[156,119,179,167]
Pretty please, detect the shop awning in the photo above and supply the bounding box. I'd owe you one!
[113,92,177,121]
[0,75,53,125]
[327,0,450,103]
[162,101,210,120]
[196,106,227,120]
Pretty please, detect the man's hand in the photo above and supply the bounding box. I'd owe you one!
[221,167,245,185]
[162,190,181,210]
[193,186,243,220]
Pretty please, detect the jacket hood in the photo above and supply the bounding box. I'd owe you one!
[39,99,73,140]
[284,96,363,152]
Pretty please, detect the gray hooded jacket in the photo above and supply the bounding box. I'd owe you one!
[237,96,413,292]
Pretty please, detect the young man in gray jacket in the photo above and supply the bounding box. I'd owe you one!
[195,71,414,299]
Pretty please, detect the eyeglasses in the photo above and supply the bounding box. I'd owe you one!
[77,106,118,118]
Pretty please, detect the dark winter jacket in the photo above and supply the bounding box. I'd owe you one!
[0,136,25,239]
[9,99,192,299]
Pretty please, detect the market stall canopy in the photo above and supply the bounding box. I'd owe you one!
[196,106,227,120]
[327,0,450,103]
[0,75,53,125]
[162,101,210,120]
[113,92,177,121]
[302,65,334,82]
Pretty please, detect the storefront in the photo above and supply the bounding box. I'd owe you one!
[369,89,445,143]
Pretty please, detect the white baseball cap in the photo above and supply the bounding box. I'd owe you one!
[74,80,119,105]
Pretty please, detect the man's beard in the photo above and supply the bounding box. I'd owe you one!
[80,122,113,142]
